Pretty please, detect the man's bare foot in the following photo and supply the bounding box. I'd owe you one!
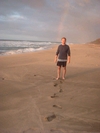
[62,77,65,80]
[56,77,60,80]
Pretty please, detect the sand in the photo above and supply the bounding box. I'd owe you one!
[0,44,100,133]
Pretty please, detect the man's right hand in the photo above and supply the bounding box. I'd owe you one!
[54,59,57,63]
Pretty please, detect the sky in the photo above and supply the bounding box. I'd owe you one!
[0,0,100,43]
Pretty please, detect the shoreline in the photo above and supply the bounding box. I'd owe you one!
[0,44,58,57]
[0,43,99,56]
[0,43,91,57]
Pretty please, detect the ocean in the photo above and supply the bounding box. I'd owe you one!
[0,40,60,56]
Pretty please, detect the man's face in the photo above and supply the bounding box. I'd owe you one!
[62,38,66,45]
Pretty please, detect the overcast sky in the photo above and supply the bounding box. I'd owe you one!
[0,0,100,43]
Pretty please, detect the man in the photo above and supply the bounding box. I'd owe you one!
[54,37,71,80]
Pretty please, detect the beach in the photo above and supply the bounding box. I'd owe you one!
[0,44,100,133]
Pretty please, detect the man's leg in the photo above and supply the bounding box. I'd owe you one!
[57,66,61,79]
[62,66,66,79]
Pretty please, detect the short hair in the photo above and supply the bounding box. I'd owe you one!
[61,37,66,41]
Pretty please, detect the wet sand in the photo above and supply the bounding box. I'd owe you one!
[0,44,100,133]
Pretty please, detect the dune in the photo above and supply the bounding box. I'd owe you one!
[87,38,100,45]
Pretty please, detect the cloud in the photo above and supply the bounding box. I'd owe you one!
[75,0,90,6]
[0,0,100,43]
[21,0,46,8]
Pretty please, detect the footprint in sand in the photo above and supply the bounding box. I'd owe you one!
[59,88,63,93]
[53,105,62,109]
[60,80,63,84]
[54,83,58,87]
[46,114,56,122]
[51,93,59,98]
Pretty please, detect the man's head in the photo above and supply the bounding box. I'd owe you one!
[61,37,66,45]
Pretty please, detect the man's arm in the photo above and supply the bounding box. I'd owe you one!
[54,55,58,63]
[67,56,71,64]
[67,46,71,63]
[54,46,59,63]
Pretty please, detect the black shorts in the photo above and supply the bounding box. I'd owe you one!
[57,61,67,67]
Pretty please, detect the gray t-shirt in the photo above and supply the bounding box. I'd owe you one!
[56,44,70,61]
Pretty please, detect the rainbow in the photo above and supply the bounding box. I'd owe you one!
[57,3,69,40]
